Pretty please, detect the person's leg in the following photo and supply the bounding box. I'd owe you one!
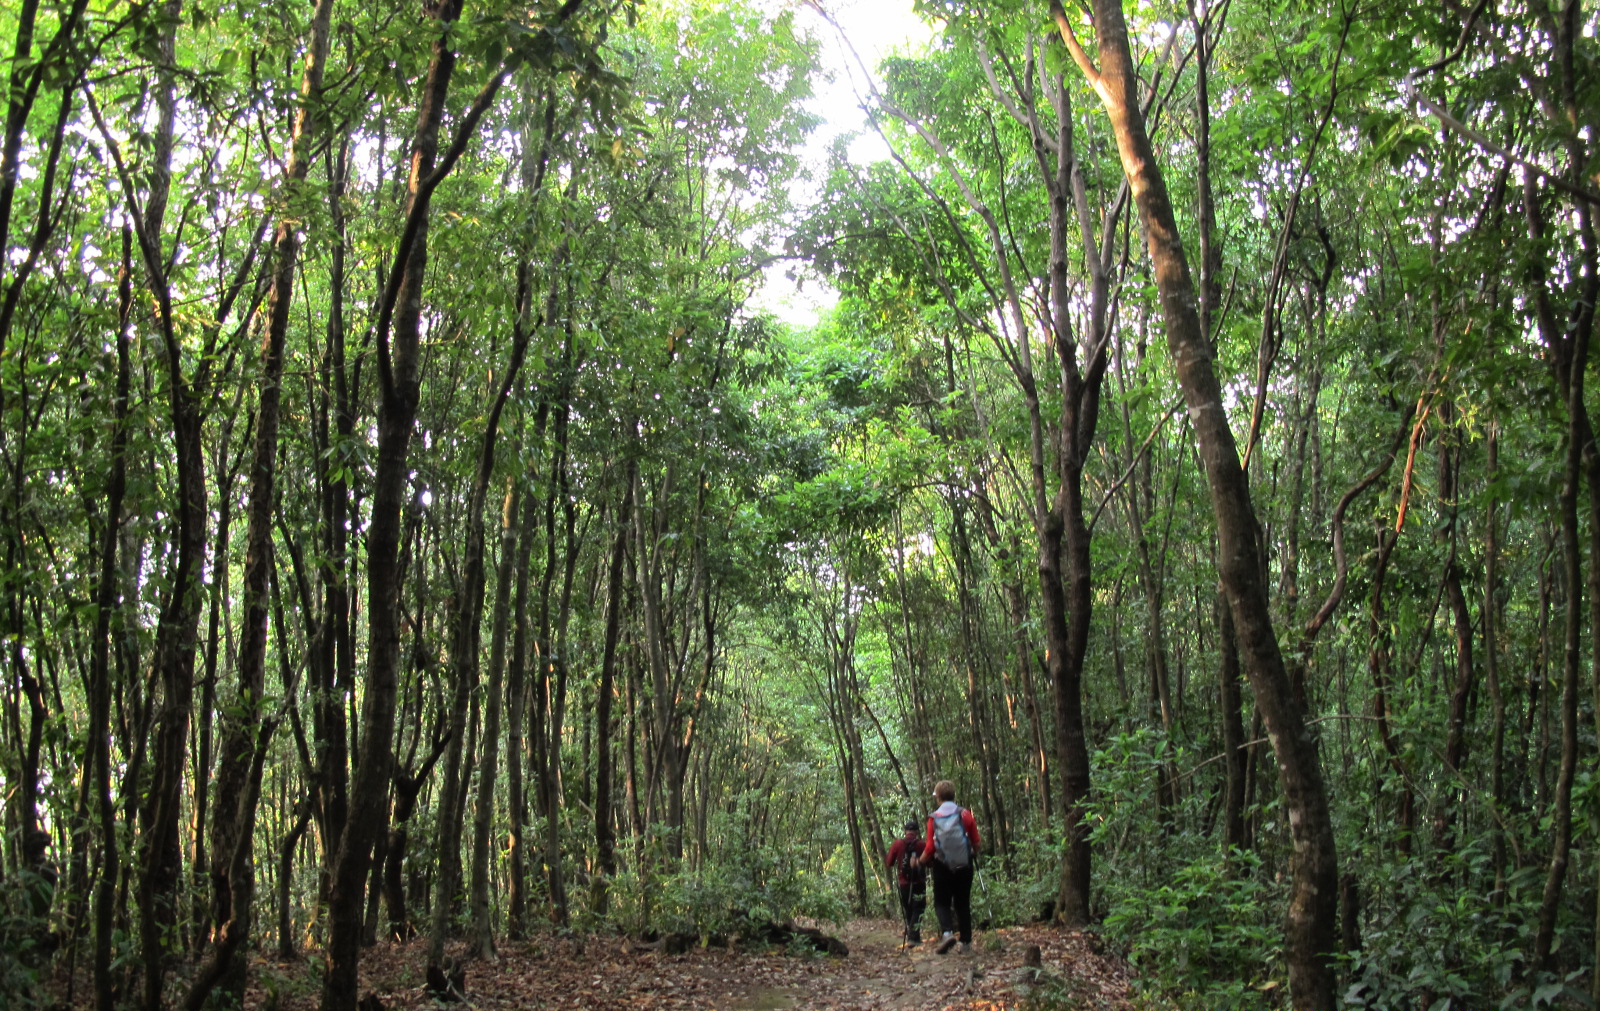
[909,885,925,942]
[953,866,975,946]
[899,884,912,938]
[930,862,956,942]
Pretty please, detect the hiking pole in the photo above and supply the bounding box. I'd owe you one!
[974,857,992,930]
[895,882,912,950]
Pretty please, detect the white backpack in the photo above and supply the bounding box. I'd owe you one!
[932,808,972,869]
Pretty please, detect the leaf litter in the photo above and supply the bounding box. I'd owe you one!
[242,918,1138,1011]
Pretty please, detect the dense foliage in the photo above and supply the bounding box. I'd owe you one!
[0,0,1597,1009]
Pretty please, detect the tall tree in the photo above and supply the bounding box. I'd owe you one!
[1052,0,1339,1005]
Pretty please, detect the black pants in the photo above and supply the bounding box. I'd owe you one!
[929,860,974,943]
[898,882,926,937]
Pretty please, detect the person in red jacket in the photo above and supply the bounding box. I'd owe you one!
[885,820,927,944]
[915,779,980,954]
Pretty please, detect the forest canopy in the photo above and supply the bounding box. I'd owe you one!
[0,0,1597,1009]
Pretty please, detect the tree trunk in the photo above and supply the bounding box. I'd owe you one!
[190,472,230,953]
[1524,174,1594,973]
[632,464,684,860]
[86,227,133,1011]
[321,0,475,998]
[315,135,354,882]
[1368,517,1415,855]
[187,0,333,1000]
[1432,436,1475,862]
[277,791,314,960]
[1484,426,1506,899]
[949,497,1003,851]
[432,239,533,967]
[469,483,518,957]
[1057,3,1340,1004]
[505,446,544,935]
[1217,591,1248,854]
[538,390,579,926]
[591,476,633,915]
[129,2,209,1000]
[383,740,446,943]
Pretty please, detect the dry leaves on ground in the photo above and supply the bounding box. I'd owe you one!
[240,919,1137,1011]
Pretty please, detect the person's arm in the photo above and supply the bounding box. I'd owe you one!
[920,817,936,863]
[963,809,981,855]
[886,839,902,869]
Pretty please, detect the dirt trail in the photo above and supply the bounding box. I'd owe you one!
[715,918,1133,1011]
[719,919,1004,1011]
[236,918,1136,1011]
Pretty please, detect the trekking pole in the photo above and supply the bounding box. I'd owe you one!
[900,893,911,949]
[895,883,912,949]
[975,858,991,929]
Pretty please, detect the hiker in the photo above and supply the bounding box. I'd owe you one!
[915,780,980,954]
[885,819,927,943]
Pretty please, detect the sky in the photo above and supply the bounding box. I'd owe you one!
[747,0,939,326]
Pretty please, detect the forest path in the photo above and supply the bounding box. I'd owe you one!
[718,918,1013,1011]
[243,918,1136,1011]
[713,918,1136,1011]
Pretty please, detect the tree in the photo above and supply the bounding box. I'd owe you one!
[1052,1,1339,1005]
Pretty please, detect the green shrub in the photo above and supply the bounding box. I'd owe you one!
[1085,727,1286,1010]
[0,868,48,1011]
[1101,849,1283,1011]
[1340,850,1546,1011]
[604,815,849,941]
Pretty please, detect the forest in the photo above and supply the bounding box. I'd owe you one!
[0,0,1596,1008]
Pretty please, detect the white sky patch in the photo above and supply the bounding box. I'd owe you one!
[799,0,935,155]
[748,0,937,327]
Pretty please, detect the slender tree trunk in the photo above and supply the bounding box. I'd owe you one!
[949,499,1002,846]
[1217,591,1248,854]
[592,476,633,915]
[505,446,544,934]
[469,483,518,956]
[1056,4,1339,1004]
[0,0,44,267]
[539,394,578,925]
[1536,358,1583,972]
[501,90,560,940]
[632,465,681,859]
[1432,437,1475,862]
[0,0,91,290]
[428,666,472,962]
[383,741,447,943]
[1484,426,1506,899]
[190,481,229,953]
[322,0,474,998]
[316,135,354,880]
[431,254,533,968]
[832,691,869,914]
[129,3,211,999]
[86,227,133,1011]
[1368,519,1415,854]
[277,791,313,960]
[1526,187,1592,971]
[187,0,333,1000]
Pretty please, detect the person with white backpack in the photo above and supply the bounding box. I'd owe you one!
[911,779,981,954]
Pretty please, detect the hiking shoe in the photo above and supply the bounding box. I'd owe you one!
[960,942,972,955]
[937,934,958,954]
